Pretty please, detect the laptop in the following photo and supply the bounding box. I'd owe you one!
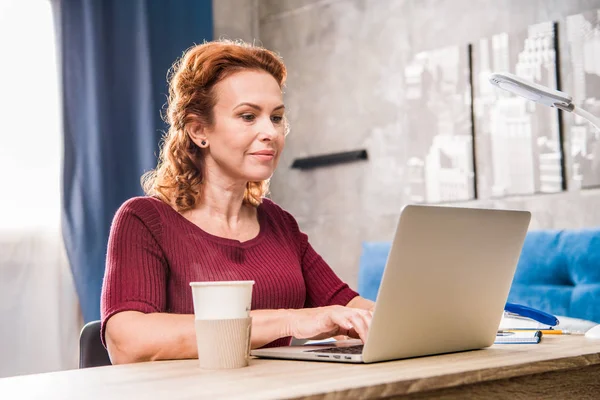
[251,204,531,363]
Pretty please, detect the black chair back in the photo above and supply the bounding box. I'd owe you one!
[79,320,112,368]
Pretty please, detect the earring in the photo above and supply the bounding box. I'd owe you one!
[201,140,207,146]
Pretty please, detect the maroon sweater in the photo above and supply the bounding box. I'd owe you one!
[100,196,358,348]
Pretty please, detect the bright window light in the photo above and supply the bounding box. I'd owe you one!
[0,0,61,231]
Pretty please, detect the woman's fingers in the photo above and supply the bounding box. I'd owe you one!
[347,310,372,343]
[291,306,374,342]
[329,308,372,343]
[329,311,354,334]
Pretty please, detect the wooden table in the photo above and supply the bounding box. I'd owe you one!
[2,336,600,399]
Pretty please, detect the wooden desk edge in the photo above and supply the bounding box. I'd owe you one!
[289,352,600,400]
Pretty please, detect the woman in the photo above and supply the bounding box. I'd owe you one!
[101,40,375,364]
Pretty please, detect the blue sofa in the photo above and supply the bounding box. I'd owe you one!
[358,228,600,324]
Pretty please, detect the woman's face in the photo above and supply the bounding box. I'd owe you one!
[199,70,286,184]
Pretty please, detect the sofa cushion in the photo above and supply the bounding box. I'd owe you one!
[357,241,390,302]
[559,229,600,285]
[507,284,573,317]
[512,230,570,285]
[357,228,600,323]
[509,228,600,323]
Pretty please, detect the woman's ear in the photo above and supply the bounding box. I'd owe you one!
[187,120,209,148]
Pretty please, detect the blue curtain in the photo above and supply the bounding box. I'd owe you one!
[59,0,213,323]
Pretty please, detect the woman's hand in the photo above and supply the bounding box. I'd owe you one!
[286,305,373,343]
[346,295,375,313]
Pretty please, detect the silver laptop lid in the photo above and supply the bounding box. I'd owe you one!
[363,205,531,363]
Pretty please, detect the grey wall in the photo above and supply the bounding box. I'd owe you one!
[213,0,259,43]
[214,0,600,290]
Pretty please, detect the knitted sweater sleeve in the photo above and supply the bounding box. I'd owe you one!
[100,198,168,346]
[300,241,359,308]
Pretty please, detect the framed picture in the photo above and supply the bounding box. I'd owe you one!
[472,21,564,199]
[564,9,600,189]
[404,45,475,203]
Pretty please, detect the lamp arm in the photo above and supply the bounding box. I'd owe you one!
[571,105,600,132]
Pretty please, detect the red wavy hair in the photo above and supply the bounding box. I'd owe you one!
[142,40,287,211]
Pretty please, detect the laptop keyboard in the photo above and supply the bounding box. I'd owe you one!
[305,345,364,354]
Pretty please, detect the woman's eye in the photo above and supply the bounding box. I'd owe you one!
[271,115,283,123]
[241,114,255,122]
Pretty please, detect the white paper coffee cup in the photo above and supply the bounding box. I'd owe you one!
[194,317,252,369]
[189,281,255,320]
[190,281,255,369]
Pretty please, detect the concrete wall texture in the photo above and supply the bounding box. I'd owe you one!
[213,0,600,290]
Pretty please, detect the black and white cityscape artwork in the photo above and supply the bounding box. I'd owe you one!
[565,10,600,189]
[404,45,475,204]
[472,21,564,199]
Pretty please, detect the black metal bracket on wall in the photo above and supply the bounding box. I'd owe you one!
[290,149,368,170]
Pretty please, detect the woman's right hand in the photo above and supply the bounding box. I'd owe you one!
[286,305,373,343]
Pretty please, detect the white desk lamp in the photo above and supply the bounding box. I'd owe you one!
[489,72,600,131]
